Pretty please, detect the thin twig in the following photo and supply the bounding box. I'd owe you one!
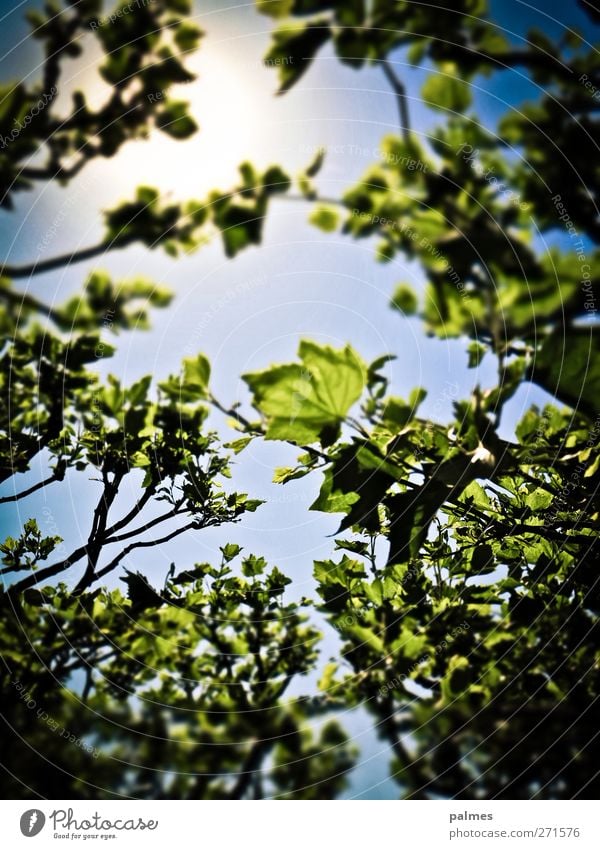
[279,194,345,207]
[381,62,411,143]
[0,287,62,322]
[89,522,197,588]
[209,395,256,431]
[1,243,110,280]
[103,504,185,545]
[21,156,88,183]
[209,394,330,463]
[102,485,157,538]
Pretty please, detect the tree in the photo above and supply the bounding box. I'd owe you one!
[1,0,599,800]
[0,0,352,799]
[1,552,353,799]
[232,0,600,798]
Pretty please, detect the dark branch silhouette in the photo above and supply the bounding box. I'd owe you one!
[382,61,412,143]
[1,243,111,280]
[87,522,197,591]
[0,472,59,504]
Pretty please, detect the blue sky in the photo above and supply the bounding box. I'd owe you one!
[0,0,596,798]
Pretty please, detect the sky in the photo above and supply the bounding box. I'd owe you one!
[0,0,596,799]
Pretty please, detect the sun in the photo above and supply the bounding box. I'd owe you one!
[112,35,275,197]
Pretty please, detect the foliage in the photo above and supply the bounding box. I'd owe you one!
[244,0,600,798]
[244,341,367,445]
[1,0,202,207]
[0,1,307,798]
[1,551,354,799]
[1,0,600,801]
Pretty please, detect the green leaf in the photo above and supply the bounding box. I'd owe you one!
[309,205,340,232]
[407,39,429,65]
[334,539,369,557]
[220,543,242,562]
[441,655,472,701]
[409,387,427,409]
[156,101,198,139]
[173,22,204,52]
[421,70,472,112]
[524,488,553,511]
[311,468,361,515]
[390,283,418,316]
[363,579,383,606]
[318,662,339,692]
[382,397,414,428]
[304,146,326,178]
[244,341,367,445]
[130,451,150,467]
[345,623,384,654]
[127,375,151,406]
[165,0,192,12]
[459,481,491,510]
[273,464,312,483]
[256,0,294,17]
[182,353,211,396]
[311,442,397,532]
[265,20,331,94]
[262,165,291,196]
[467,341,486,368]
[226,437,252,454]
[120,570,164,611]
[242,554,267,577]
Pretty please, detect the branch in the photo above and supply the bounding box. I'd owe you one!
[209,394,329,463]
[497,523,598,546]
[85,521,197,589]
[57,648,118,677]
[82,667,93,703]
[21,156,88,183]
[4,492,188,595]
[209,394,258,432]
[378,701,430,799]
[39,6,79,98]
[279,194,346,207]
[0,471,59,504]
[73,469,123,593]
[103,504,185,545]
[102,484,157,538]
[0,286,62,322]
[1,242,111,280]
[4,543,87,591]
[264,673,294,705]
[229,738,271,800]
[381,61,411,143]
